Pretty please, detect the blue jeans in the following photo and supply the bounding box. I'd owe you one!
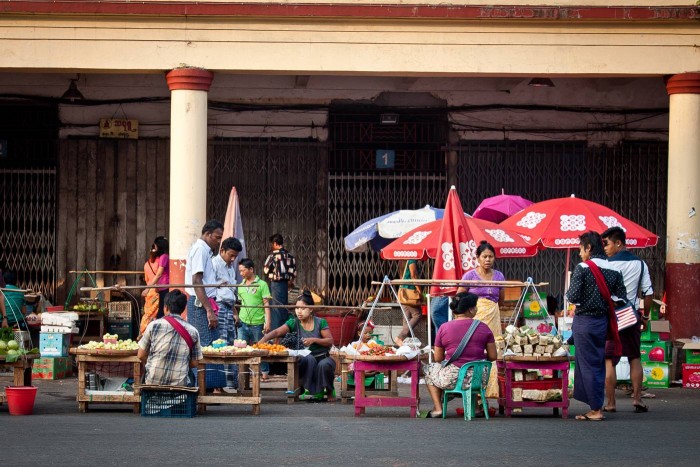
[430,296,449,332]
[239,322,269,375]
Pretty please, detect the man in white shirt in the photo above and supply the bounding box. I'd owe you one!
[602,226,653,414]
[185,219,224,389]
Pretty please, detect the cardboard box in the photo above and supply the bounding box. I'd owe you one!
[677,339,700,364]
[40,332,71,357]
[568,362,575,389]
[640,341,671,363]
[681,364,700,389]
[640,319,671,342]
[523,291,547,319]
[32,357,73,380]
[642,362,670,388]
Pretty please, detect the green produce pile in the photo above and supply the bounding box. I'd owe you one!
[0,327,40,362]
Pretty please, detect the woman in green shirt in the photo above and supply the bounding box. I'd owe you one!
[259,290,336,401]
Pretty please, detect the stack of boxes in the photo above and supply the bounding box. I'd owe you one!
[107,301,133,340]
[640,302,671,388]
[36,312,78,379]
[678,339,700,389]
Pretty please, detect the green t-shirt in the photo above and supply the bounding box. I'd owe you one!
[3,284,25,325]
[285,316,330,356]
[238,276,271,325]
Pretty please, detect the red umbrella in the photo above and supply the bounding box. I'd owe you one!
[380,218,539,261]
[500,195,659,249]
[500,194,659,290]
[473,189,533,224]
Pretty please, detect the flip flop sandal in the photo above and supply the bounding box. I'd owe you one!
[575,414,605,421]
[634,403,649,413]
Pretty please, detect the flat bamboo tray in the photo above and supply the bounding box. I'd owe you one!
[72,347,138,356]
[352,354,411,362]
[503,355,572,362]
[202,349,269,357]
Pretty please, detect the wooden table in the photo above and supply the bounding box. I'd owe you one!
[0,354,39,405]
[239,354,300,404]
[497,357,571,419]
[353,357,420,417]
[338,354,399,403]
[71,349,142,413]
[198,354,262,415]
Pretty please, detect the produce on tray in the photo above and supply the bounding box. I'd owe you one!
[79,338,139,351]
[202,344,258,353]
[499,324,563,358]
[253,342,287,353]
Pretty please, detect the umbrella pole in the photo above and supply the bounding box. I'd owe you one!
[564,248,571,292]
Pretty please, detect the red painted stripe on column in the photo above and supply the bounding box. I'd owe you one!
[665,263,700,340]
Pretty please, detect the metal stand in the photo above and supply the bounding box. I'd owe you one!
[358,276,416,347]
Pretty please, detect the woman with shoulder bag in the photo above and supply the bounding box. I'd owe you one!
[423,292,497,418]
[258,290,336,401]
[396,260,423,346]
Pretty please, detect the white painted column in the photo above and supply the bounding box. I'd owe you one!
[165,68,214,286]
[664,73,700,339]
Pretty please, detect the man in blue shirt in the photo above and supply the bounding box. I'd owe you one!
[212,237,243,390]
[602,226,653,414]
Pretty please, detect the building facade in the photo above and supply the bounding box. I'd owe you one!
[0,1,698,336]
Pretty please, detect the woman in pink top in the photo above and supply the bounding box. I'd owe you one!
[424,292,496,418]
[144,236,169,318]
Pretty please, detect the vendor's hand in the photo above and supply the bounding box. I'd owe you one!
[141,289,148,298]
[1,317,8,328]
[207,310,218,329]
[263,320,270,334]
[302,337,316,346]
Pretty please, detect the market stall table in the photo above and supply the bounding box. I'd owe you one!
[70,348,142,413]
[337,353,399,403]
[497,356,572,418]
[0,354,39,405]
[198,353,262,415]
[352,356,420,417]
[238,353,299,403]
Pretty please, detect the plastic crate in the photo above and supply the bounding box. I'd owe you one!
[108,301,132,322]
[140,389,197,418]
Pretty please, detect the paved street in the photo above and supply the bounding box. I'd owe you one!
[4,376,700,466]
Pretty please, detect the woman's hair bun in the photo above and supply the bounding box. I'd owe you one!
[479,240,488,245]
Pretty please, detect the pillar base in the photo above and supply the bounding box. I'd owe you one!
[665,262,700,339]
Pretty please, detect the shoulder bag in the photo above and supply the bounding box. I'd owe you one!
[164,316,195,350]
[585,261,639,331]
[398,262,423,306]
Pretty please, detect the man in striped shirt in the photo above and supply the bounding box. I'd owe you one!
[602,226,653,414]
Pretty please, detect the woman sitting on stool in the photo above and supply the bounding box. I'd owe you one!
[258,290,336,401]
[424,292,497,418]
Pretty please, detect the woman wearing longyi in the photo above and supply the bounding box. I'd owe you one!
[424,292,496,418]
[456,240,505,399]
[258,290,336,401]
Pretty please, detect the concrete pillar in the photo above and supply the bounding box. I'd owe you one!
[165,68,214,287]
[665,73,700,339]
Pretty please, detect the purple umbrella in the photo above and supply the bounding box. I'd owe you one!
[473,190,533,224]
